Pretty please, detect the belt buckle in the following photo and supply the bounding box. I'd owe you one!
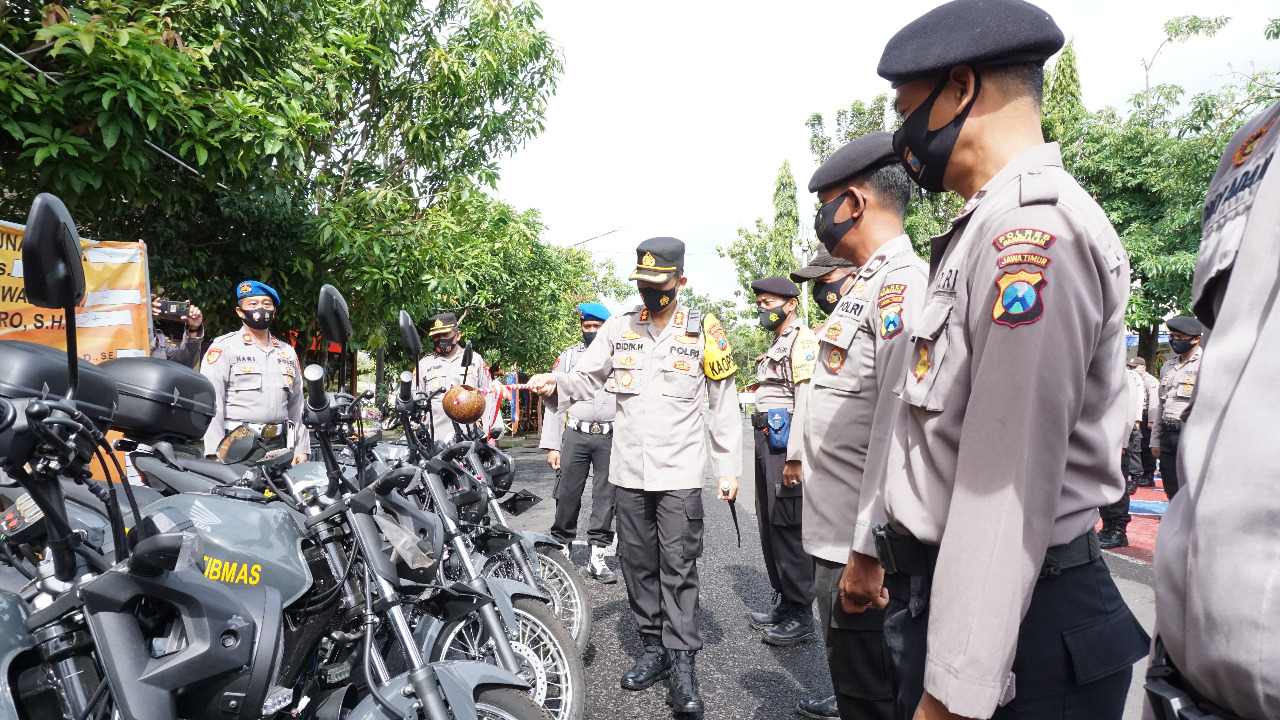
[589,423,603,435]
[261,424,279,439]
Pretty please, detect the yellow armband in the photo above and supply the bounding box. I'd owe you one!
[702,313,737,381]
[791,327,818,384]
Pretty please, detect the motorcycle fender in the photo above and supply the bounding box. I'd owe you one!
[522,530,562,552]
[0,591,35,720]
[486,575,549,609]
[436,660,531,720]
[412,614,447,663]
[344,673,416,720]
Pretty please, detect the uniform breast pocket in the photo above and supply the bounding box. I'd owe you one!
[232,370,263,391]
[1175,379,1195,398]
[660,368,702,399]
[813,340,863,394]
[895,297,953,412]
[612,354,644,395]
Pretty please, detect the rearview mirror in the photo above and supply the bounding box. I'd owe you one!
[317,284,351,347]
[22,193,85,310]
[460,340,473,371]
[217,424,261,465]
[399,310,422,358]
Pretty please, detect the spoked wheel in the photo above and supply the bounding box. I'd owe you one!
[483,548,591,653]
[474,687,555,720]
[432,597,585,720]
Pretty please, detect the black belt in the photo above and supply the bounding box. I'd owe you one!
[873,526,1101,580]
[751,412,769,429]
[1146,637,1245,720]
[566,418,613,436]
[1162,419,1183,432]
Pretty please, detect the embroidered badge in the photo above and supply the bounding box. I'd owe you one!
[432,318,444,329]
[282,364,295,377]
[878,283,907,308]
[850,282,868,296]
[824,290,840,305]
[285,376,294,388]
[238,282,252,295]
[992,228,1056,251]
[673,359,691,371]
[620,371,634,387]
[205,348,222,364]
[913,345,930,380]
[707,317,729,350]
[992,270,1047,328]
[997,252,1051,269]
[674,311,685,326]
[237,364,258,374]
[675,334,698,345]
[241,332,252,343]
[619,356,636,367]
[621,330,642,340]
[553,357,561,370]
[880,303,904,340]
[659,295,670,307]
[903,148,922,173]
[639,309,650,322]
[641,252,656,267]
[1234,117,1275,166]
[823,322,842,341]
[826,348,844,371]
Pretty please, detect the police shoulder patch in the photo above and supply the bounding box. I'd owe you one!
[879,303,904,339]
[701,313,737,381]
[992,270,1047,328]
[992,228,1056,251]
[791,327,818,384]
[205,347,222,365]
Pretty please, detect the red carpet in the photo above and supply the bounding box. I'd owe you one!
[1096,483,1168,565]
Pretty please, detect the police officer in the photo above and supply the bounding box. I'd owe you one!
[1150,316,1202,499]
[1099,362,1146,550]
[745,276,818,645]
[150,296,204,367]
[1145,99,1279,720]
[540,302,618,583]
[528,237,742,717]
[839,2,1150,718]
[790,133,929,720]
[416,312,501,445]
[201,280,307,464]
[792,247,857,318]
[1129,357,1160,487]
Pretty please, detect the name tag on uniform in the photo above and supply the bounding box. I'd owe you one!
[834,295,868,318]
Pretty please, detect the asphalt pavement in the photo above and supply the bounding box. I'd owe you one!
[499,416,1154,720]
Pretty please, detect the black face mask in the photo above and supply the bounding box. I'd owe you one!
[814,191,857,253]
[582,331,598,347]
[433,337,456,355]
[892,73,981,193]
[242,307,274,330]
[757,305,788,331]
[811,278,846,315]
[1170,337,1196,355]
[639,286,677,314]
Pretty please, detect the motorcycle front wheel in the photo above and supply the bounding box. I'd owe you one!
[483,547,591,654]
[475,687,555,720]
[432,596,585,720]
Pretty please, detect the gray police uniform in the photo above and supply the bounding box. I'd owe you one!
[540,342,617,547]
[1150,346,1201,499]
[751,320,816,605]
[549,303,742,650]
[416,348,501,444]
[802,233,926,720]
[870,144,1150,719]
[151,326,204,368]
[1145,99,1280,720]
[1138,368,1159,481]
[1100,369,1146,532]
[199,329,306,456]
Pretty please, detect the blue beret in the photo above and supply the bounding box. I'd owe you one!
[809,132,898,193]
[236,280,280,306]
[578,302,611,322]
[878,0,1064,85]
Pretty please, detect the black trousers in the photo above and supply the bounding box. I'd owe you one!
[753,426,815,604]
[883,557,1148,720]
[1140,411,1157,479]
[550,428,616,547]
[1101,427,1143,528]
[614,487,704,651]
[814,557,894,720]
[1160,423,1182,499]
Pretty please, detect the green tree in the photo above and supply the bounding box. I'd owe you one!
[1042,39,1083,143]
[717,161,807,312]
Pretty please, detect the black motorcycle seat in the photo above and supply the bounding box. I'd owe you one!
[173,457,251,485]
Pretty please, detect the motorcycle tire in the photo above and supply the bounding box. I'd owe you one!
[432,596,586,720]
[475,687,556,720]
[483,547,592,654]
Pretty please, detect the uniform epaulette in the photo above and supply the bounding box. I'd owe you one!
[1019,169,1059,207]
[685,308,703,336]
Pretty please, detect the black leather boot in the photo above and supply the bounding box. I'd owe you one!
[763,602,818,647]
[748,593,785,630]
[1100,524,1129,550]
[666,650,704,716]
[621,635,671,691]
[796,695,839,719]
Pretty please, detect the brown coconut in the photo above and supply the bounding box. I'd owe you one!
[443,385,486,423]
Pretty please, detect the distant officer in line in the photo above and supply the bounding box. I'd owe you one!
[201,280,307,464]
[1128,356,1160,487]
[528,237,742,717]
[416,312,501,445]
[839,2,1149,718]
[1149,315,1203,499]
[795,133,928,720]
[1099,361,1146,550]
[540,302,619,583]
[150,295,205,367]
[793,246,858,318]
[745,276,819,646]
[1144,98,1280,720]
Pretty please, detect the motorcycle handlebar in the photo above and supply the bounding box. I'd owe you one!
[398,371,413,404]
[304,364,328,412]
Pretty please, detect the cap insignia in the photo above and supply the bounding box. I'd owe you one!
[641,252,656,267]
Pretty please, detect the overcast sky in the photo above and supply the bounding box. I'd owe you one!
[496,1,1277,310]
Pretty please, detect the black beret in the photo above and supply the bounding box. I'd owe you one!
[808,132,897,193]
[790,246,856,282]
[750,276,801,299]
[1167,316,1204,336]
[427,312,458,336]
[629,236,685,283]
[878,0,1065,85]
